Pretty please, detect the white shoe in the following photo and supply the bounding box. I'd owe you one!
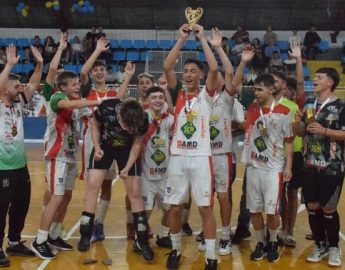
[328,247,341,267]
[306,244,329,263]
[218,239,231,256]
[198,238,206,252]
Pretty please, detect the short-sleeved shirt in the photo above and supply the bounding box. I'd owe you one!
[302,98,345,175]
[0,101,27,170]
[242,101,293,172]
[94,99,148,150]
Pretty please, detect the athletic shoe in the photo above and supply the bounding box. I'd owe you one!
[283,235,296,247]
[91,222,105,242]
[218,239,231,255]
[196,231,204,242]
[6,241,35,256]
[133,239,154,261]
[166,249,181,270]
[204,258,217,270]
[126,223,135,240]
[181,222,193,236]
[232,226,251,244]
[0,249,10,267]
[328,247,341,267]
[250,242,267,261]
[31,240,56,260]
[198,238,206,252]
[47,236,73,251]
[267,241,280,262]
[156,235,172,248]
[306,243,329,263]
[78,223,93,252]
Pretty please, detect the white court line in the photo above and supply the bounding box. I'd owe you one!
[339,232,345,241]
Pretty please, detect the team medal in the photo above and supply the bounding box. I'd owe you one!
[186,111,193,122]
[259,125,268,137]
[12,124,18,137]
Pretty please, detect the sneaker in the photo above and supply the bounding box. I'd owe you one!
[218,239,231,256]
[126,223,135,240]
[6,241,35,256]
[133,239,154,261]
[198,238,206,252]
[166,249,181,270]
[156,235,172,249]
[91,222,105,242]
[31,240,56,260]
[250,242,267,261]
[328,247,341,267]
[283,235,296,247]
[306,243,329,263]
[78,223,93,252]
[48,236,73,251]
[204,258,217,270]
[232,226,251,244]
[0,249,10,267]
[181,222,193,236]
[196,231,204,242]
[267,241,280,262]
[277,231,285,247]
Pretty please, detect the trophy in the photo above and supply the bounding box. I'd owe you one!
[185,7,203,30]
[306,106,315,124]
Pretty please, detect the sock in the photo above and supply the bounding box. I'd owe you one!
[160,225,170,237]
[269,229,278,242]
[221,225,231,241]
[181,208,190,225]
[126,209,133,224]
[308,209,326,243]
[171,231,182,254]
[36,229,49,244]
[50,223,62,240]
[95,199,109,224]
[205,239,216,260]
[255,230,266,245]
[80,211,95,225]
[8,241,19,246]
[133,211,148,242]
[323,211,340,247]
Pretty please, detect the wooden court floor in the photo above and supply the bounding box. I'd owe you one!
[6,143,345,270]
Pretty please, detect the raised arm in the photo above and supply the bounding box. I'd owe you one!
[91,117,104,161]
[289,40,304,101]
[0,45,20,97]
[80,37,109,85]
[232,45,254,91]
[57,97,100,110]
[116,61,135,99]
[46,32,68,86]
[163,24,190,89]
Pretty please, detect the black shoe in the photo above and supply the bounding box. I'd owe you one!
[250,242,267,261]
[181,222,193,236]
[156,235,172,248]
[204,258,217,270]
[195,231,204,242]
[6,241,35,256]
[31,240,56,260]
[232,226,251,244]
[267,241,280,262]
[0,249,9,267]
[48,236,73,251]
[133,239,154,261]
[78,223,92,252]
[166,249,181,270]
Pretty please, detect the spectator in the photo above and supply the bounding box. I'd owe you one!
[43,36,56,63]
[263,25,278,46]
[221,37,230,56]
[283,53,297,75]
[71,36,83,65]
[243,66,258,85]
[85,26,98,49]
[230,37,245,66]
[251,38,263,53]
[289,28,301,44]
[265,38,280,59]
[303,25,321,60]
[105,65,117,84]
[231,25,250,43]
[252,50,269,73]
[97,26,106,39]
[115,63,127,84]
[0,49,6,65]
[269,51,283,70]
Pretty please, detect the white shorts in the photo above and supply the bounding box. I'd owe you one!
[246,165,283,215]
[141,176,169,211]
[164,155,214,207]
[212,153,232,193]
[46,159,78,195]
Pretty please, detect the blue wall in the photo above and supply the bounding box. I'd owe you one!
[23,117,47,140]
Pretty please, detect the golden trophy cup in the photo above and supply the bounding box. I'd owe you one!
[185,7,203,30]
[306,108,316,124]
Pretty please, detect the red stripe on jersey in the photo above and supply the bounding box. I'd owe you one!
[79,118,89,180]
[49,159,56,193]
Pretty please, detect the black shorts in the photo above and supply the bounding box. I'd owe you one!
[287,152,304,190]
[89,144,141,176]
[301,169,344,209]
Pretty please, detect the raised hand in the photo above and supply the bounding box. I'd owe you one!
[179,24,190,40]
[125,61,135,77]
[289,40,301,58]
[58,32,68,51]
[30,45,43,63]
[6,44,20,66]
[208,27,222,48]
[241,45,255,63]
[95,37,110,52]
[192,24,205,40]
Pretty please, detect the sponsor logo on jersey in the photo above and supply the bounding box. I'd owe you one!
[250,151,269,163]
[177,140,198,149]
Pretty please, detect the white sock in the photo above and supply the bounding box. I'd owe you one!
[80,215,91,225]
[8,241,19,246]
[221,225,231,240]
[36,230,49,244]
[95,199,109,224]
[50,223,62,240]
[160,225,170,237]
[181,208,190,225]
[255,230,266,245]
[205,239,216,260]
[126,209,133,224]
[269,229,278,242]
[170,231,182,254]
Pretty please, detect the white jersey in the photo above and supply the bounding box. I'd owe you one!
[241,102,293,172]
[141,109,174,181]
[170,87,213,156]
[210,90,234,154]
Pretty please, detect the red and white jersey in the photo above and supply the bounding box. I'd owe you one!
[170,87,213,156]
[209,90,234,154]
[241,101,293,171]
[141,109,174,181]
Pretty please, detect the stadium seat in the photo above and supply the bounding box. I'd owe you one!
[17,49,27,61]
[113,50,126,61]
[280,52,288,61]
[276,40,289,52]
[64,64,78,72]
[140,51,153,62]
[22,63,34,74]
[303,66,311,78]
[159,40,172,50]
[145,40,159,50]
[126,49,140,61]
[0,38,4,47]
[11,64,22,74]
[319,40,329,53]
[183,40,198,50]
[304,80,314,91]
[16,38,30,48]
[133,39,146,50]
[3,38,17,46]
[109,39,120,49]
[198,51,206,62]
[119,39,133,49]
[227,39,237,49]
